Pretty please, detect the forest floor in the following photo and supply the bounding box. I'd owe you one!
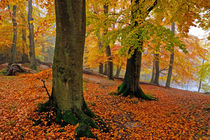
[0,69,209,139]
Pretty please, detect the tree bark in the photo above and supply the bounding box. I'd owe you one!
[97,34,103,74]
[21,14,29,63]
[153,53,159,85]
[198,59,205,92]
[49,0,97,138]
[104,63,108,75]
[10,5,17,64]
[28,0,36,70]
[104,4,113,80]
[165,22,175,87]
[150,60,155,83]
[115,64,122,78]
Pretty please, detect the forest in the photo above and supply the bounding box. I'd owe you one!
[0,0,209,139]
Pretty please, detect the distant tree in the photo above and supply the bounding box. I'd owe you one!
[10,5,17,64]
[166,22,175,88]
[28,0,36,69]
[103,3,113,80]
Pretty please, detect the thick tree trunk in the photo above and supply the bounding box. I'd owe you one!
[104,4,113,80]
[118,47,153,100]
[28,0,36,70]
[166,22,175,87]
[48,0,97,138]
[10,5,17,64]
[115,64,122,78]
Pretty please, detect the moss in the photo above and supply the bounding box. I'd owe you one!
[117,83,157,101]
[122,85,129,97]
[75,122,95,138]
[82,103,95,118]
[38,101,51,112]
[118,83,126,94]
[55,110,62,123]
[63,110,78,125]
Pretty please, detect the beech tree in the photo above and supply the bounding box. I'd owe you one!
[166,22,175,87]
[103,2,113,80]
[117,0,158,100]
[28,0,36,70]
[40,0,97,138]
[10,5,17,64]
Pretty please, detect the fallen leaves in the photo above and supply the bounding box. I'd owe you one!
[0,70,209,139]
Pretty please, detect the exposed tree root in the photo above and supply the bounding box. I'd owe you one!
[36,100,110,138]
[118,83,157,101]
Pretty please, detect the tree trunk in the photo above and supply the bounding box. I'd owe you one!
[150,60,155,83]
[98,34,103,74]
[28,0,36,70]
[49,0,97,138]
[118,47,153,100]
[198,59,205,92]
[115,64,122,78]
[165,22,175,87]
[10,5,17,64]
[104,4,113,80]
[21,15,29,63]
[104,63,108,75]
[153,53,159,85]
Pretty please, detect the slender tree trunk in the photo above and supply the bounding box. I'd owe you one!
[198,80,202,93]
[97,35,103,74]
[166,22,175,87]
[47,0,97,138]
[104,63,108,75]
[150,60,155,83]
[153,53,159,85]
[28,0,36,70]
[21,15,29,63]
[198,59,205,92]
[10,5,17,64]
[104,4,113,80]
[115,64,122,78]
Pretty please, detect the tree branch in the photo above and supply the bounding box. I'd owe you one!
[41,80,50,99]
[147,0,158,13]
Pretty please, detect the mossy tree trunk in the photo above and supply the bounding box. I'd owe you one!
[117,0,157,100]
[28,0,36,70]
[50,0,97,138]
[118,47,153,100]
[165,22,175,88]
[10,5,17,64]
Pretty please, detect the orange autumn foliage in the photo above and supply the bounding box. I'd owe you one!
[0,70,209,139]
